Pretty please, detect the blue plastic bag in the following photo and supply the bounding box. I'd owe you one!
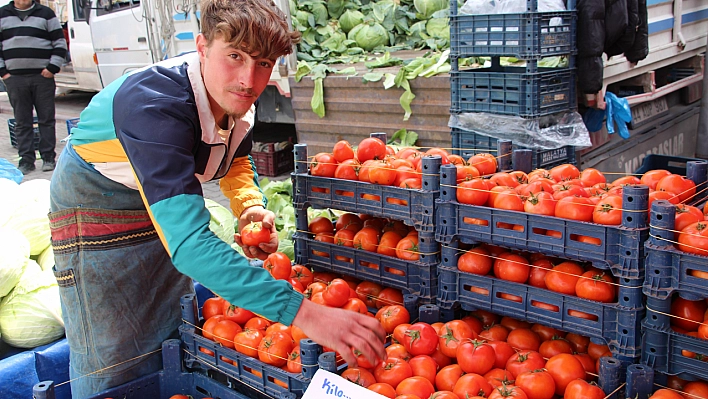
[0,158,22,183]
[605,92,632,139]
[582,108,605,132]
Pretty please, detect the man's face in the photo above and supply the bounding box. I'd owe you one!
[14,0,33,10]
[196,34,275,122]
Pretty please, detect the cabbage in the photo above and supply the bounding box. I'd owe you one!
[426,17,450,40]
[0,262,64,348]
[414,0,447,19]
[0,227,30,297]
[348,21,389,51]
[37,245,55,272]
[19,179,51,209]
[3,201,51,256]
[0,178,23,226]
[339,10,365,33]
[204,199,235,244]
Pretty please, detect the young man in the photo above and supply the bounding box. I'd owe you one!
[0,0,66,173]
[49,0,385,396]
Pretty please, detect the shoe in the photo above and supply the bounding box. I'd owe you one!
[42,160,56,172]
[18,162,35,174]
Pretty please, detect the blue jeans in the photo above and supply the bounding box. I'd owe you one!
[49,144,194,398]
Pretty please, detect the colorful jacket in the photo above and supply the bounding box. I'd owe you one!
[0,0,67,75]
[68,52,303,325]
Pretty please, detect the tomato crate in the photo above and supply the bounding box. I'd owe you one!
[292,142,442,233]
[451,127,576,169]
[435,165,650,280]
[294,233,438,301]
[34,340,267,399]
[450,58,577,117]
[251,142,294,177]
[8,117,40,150]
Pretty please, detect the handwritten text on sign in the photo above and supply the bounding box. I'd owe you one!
[302,369,388,399]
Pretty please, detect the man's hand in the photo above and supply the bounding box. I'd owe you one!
[41,69,54,78]
[234,206,278,260]
[292,299,387,366]
[2,74,9,79]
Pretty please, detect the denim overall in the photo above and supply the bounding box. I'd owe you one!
[49,144,194,398]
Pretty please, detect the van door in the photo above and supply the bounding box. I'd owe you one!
[63,0,103,90]
[89,0,154,86]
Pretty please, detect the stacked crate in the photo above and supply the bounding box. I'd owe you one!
[449,0,578,168]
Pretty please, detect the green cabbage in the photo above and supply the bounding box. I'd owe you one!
[338,10,365,33]
[3,201,51,256]
[19,179,51,210]
[0,227,30,298]
[0,178,23,226]
[0,262,64,348]
[204,199,235,244]
[348,21,389,51]
[426,17,449,39]
[37,245,55,272]
[414,0,447,19]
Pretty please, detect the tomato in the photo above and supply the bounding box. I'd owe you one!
[524,191,557,216]
[429,392,459,399]
[396,235,420,261]
[460,315,484,334]
[574,353,596,379]
[258,331,293,367]
[342,297,368,314]
[489,172,519,188]
[488,385,529,399]
[553,184,589,201]
[481,340,513,369]
[457,164,481,182]
[322,279,350,308]
[396,376,436,399]
[527,259,553,289]
[202,315,224,340]
[336,213,363,232]
[499,317,531,331]
[670,297,707,331]
[438,320,477,357]
[263,252,291,280]
[639,169,670,189]
[310,153,338,177]
[505,351,546,379]
[241,221,271,247]
[453,373,494,399]
[484,368,512,388]
[436,364,464,392]
[493,252,530,283]
[681,381,708,399]
[539,337,573,358]
[367,383,397,398]
[402,323,438,356]
[555,196,595,222]
[506,328,541,352]
[374,358,413,389]
[575,270,616,302]
[374,231,403,258]
[648,389,684,399]
[309,217,334,236]
[471,308,502,327]
[290,265,314,288]
[593,195,623,225]
[648,190,680,209]
[341,367,376,387]
[212,320,242,348]
[530,323,562,342]
[657,174,697,203]
[351,227,379,253]
[357,138,387,163]
[408,355,437,386]
[457,178,490,206]
[479,324,510,342]
[564,379,606,399]
[565,333,590,353]
[332,140,355,163]
[233,328,264,357]
[431,347,453,369]
[457,339,496,375]
[425,148,451,164]
[469,153,498,176]
[375,287,404,309]
[493,189,525,211]
[376,305,411,333]
[356,281,384,308]
[579,168,606,187]
[290,325,307,344]
[675,205,704,231]
[369,161,397,186]
[202,297,225,321]
[545,261,584,295]
[587,342,611,361]
[515,370,555,399]
[457,246,493,275]
[392,323,412,345]
[545,353,587,396]
[549,163,580,182]
[285,345,302,373]
[611,175,641,186]
[678,222,708,256]
[386,344,412,362]
[244,317,272,332]
[223,303,255,325]
[169,396,190,399]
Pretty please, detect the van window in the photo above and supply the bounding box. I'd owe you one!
[97,0,140,16]
[72,0,86,20]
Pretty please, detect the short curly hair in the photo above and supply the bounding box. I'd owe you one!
[200,0,301,61]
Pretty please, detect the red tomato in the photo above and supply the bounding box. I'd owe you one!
[575,270,616,302]
[334,159,360,180]
[202,297,225,321]
[436,364,464,392]
[555,196,595,222]
[322,279,350,307]
[479,324,510,342]
[528,258,554,289]
[341,367,376,387]
[386,344,412,362]
[244,317,272,332]
[457,178,491,206]
[515,370,556,399]
[611,175,642,186]
[241,221,271,246]
[505,351,546,378]
[580,168,606,187]
[212,320,242,348]
[469,153,498,175]
[550,163,580,182]
[681,381,708,399]
[396,376,435,399]
[486,340,516,369]
[424,148,451,165]
[258,331,294,367]
[648,389,684,399]
[290,265,314,288]
[369,161,397,186]
[566,333,590,353]
[332,140,355,163]
[545,261,584,295]
[368,382,397,398]
[484,368,513,388]
[375,287,404,308]
[640,169,671,190]
[408,355,438,386]
[493,252,530,283]
[456,339,496,375]
[310,153,338,177]
[648,190,680,209]
[493,189,525,211]
[531,323,563,342]
[223,302,255,325]
[524,191,557,216]
[488,385,529,399]
[675,205,704,231]
[357,138,387,163]
[453,373,493,399]
[402,323,438,356]
[593,195,623,225]
[458,246,493,275]
[678,221,708,256]
[202,315,224,340]
[457,164,481,182]
[657,174,697,203]
[506,328,541,352]
[376,305,411,334]
[374,357,413,389]
[336,213,363,232]
[439,320,477,358]
[263,252,291,280]
[234,328,265,357]
[563,379,606,399]
[539,337,574,358]
[545,353,587,396]
[395,235,420,261]
[670,297,707,331]
[286,345,302,373]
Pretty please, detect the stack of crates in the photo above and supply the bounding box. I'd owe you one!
[449,0,578,169]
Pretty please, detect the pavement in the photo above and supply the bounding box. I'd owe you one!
[0,90,290,211]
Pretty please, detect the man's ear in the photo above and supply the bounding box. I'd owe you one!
[196,34,207,58]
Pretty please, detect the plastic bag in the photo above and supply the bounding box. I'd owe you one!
[460,0,565,15]
[582,108,605,133]
[449,111,593,150]
[605,92,632,140]
[0,158,23,184]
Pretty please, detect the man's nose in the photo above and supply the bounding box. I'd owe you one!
[237,61,258,89]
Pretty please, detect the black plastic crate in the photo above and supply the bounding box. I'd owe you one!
[450,61,576,117]
[436,165,650,279]
[292,142,441,233]
[450,11,576,59]
[451,127,576,169]
[252,142,294,177]
[8,117,39,150]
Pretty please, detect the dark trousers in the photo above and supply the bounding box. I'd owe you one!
[4,74,57,165]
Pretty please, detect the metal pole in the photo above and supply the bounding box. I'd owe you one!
[696,41,708,159]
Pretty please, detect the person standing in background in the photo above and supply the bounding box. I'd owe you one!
[0,0,67,174]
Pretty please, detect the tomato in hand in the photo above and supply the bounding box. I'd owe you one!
[241,221,271,246]
[402,323,438,356]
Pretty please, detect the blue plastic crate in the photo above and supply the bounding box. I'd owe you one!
[450,11,577,59]
[435,165,650,279]
[65,118,79,134]
[8,117,40,150]
[437,264,644,362]
[292,143,441,233]
[451,127,576,169]
[450,63,576,117]
[634,154,706,175]
[641,319,708,382]
[294,234,438,300]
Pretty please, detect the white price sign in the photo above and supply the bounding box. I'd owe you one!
[302,369,389,399]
